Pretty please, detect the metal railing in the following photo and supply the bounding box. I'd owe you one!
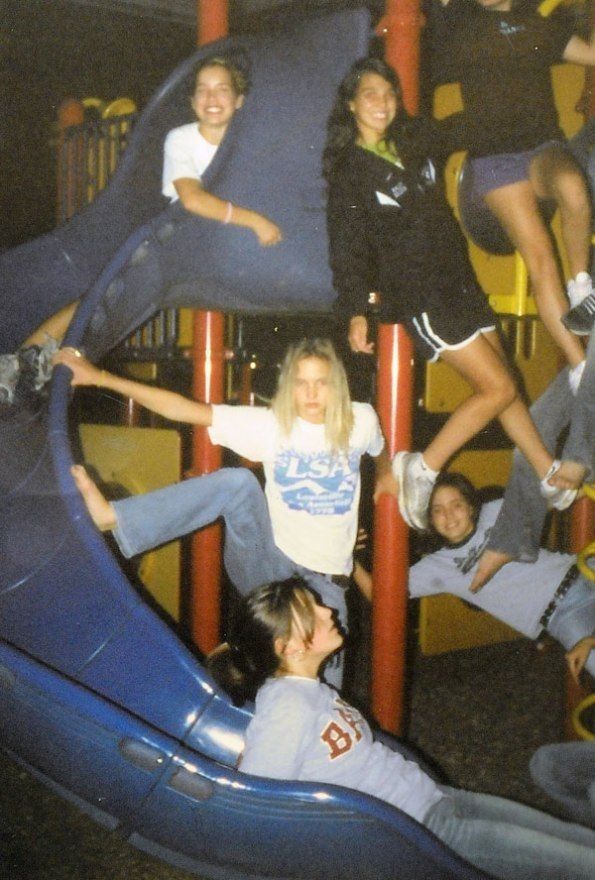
[57,102,186,356]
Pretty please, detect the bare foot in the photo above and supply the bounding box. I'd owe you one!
[548,460,587,490]
[469,549,513,593]
[71,464,117,531]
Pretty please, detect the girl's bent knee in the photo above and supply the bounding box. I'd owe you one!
[221,467,260,492]
[489,376,517,412]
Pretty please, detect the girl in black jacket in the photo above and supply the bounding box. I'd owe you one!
[323,57,585,530]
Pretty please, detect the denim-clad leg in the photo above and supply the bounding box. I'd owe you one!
[530,742,595,829]
[111,467,348,688]
[425,786,595,880]
[545,577,595,677]
[489,332,595,560]
[111,468,294,594]
[564,330,595,472]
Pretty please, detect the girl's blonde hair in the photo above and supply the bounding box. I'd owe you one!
[271,338,354,453]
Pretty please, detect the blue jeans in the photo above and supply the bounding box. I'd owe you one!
[546,576,595,678]
[489,331,595,561]
[530,742,595,830]
[425,786,595,880]
[111,467,347,688]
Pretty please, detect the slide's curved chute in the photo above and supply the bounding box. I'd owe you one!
[1,7,490,878]
[2,8,368,357]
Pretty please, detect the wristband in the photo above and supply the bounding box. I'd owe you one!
[223,201,233,224]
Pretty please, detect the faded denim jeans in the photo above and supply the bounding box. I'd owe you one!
[530,741,595,830]
[111,467,347,688]
[425,785,595,879]
[489,331,595,560]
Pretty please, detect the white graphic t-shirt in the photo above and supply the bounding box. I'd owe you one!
[162,123,218,201]
[240,677,444,824]
[208,403,384,575]
[409,500,574,638]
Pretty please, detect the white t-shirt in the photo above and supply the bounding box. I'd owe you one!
[240,676,444,824]
[162,123,218,201]
[208,403,384,575]
[408,500,575,639]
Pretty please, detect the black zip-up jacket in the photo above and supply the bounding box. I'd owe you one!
[326,136,480,327]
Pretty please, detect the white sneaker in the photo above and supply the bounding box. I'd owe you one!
[539,460,578,511]
[568,360,585,397]
[392,451,438,530]
[566,271,592,309]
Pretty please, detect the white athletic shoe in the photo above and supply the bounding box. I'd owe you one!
[566,271,592,309]
[568,360,586,397]
[392,451,438,531]
[539,460,578,511]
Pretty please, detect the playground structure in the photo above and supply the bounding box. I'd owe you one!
[0,2,594,878]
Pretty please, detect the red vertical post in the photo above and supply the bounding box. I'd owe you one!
[56,98,85,223]
[568,496,595,556]
[376,0,423,116]
[190,0,229,654]
[372,326,414,733]
[371,1,422,733]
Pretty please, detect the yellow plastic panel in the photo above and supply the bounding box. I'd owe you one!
[177,308,194,348]
[79,424,181,620]
[424,317,560,413]
[552,63,585,139]
[417,448,519,655]
[418,594,520,655]
[447,448,512,489]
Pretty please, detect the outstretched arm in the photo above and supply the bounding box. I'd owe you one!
[54,348,212,426]
[174,178,282,247]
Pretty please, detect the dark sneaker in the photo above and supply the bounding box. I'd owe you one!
[562,292,595,336]
[0,353,20,404]
[17,336,59,393]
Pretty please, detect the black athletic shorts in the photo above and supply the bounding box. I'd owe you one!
[402,284,498,363]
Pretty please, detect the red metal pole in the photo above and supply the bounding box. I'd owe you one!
[376,0,424,116]
[371,1,421,734]
[372,326,414,733]
[568,496,595,555]
[197,0,228,45]
[190,0,229,654]
[56,98,85,223]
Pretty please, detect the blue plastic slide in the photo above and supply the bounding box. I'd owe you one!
[2,8,366,358]
[1,7,490,878]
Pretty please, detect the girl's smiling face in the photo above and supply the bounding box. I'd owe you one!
[430,485,476,545]
[349,71,398,145]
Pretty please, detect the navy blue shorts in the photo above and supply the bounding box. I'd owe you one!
[469,140,562,199]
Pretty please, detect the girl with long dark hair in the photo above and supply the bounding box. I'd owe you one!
[207,577,595,880]
[323,57,585,530]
